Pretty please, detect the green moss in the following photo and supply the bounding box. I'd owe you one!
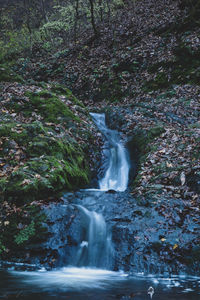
[0,122,47,147]
[23,91,81,123]
[36,90,53,98]
[36,82,48,89]
[5,149,88,204]
[0,119,90,204]
[2,90,76,125]
[1,125,90,203]
[50,84,85,107]
[50,84,69,95]
[27,135,75,159]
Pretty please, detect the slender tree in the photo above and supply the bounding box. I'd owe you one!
[40,0,48,22]
[88,0,99,36]
[98,0,103,22]
[74,0,79,43]
[23,0,33,51]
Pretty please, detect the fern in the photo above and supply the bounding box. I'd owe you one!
[15,221,35,245]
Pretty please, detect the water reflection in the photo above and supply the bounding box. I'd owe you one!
[0,267,200,300]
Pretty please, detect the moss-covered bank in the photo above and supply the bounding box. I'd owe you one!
[0,83,99,258]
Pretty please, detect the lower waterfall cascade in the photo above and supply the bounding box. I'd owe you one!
[75,205,113,268]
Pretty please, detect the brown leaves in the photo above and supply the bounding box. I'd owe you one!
[130,90,200,202]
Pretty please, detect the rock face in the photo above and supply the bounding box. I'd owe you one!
[8,191,199,276]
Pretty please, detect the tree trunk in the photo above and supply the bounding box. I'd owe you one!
[23,0,33,53]
[98,0,103,22]
[106,0,111,23]
[89,0,99,36]
[74,0,79,43]
[41,0,48,22]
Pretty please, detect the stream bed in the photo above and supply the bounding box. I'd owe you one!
[1,113,199,299]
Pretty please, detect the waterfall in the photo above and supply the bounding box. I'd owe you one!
[76,205,112,268]
[90,113,130,192]
[71,113,129,269]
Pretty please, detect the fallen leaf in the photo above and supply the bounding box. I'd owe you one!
[166,162,173,167]
[173,244,178,250]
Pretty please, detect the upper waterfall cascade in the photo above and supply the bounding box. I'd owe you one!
[90,113,130,192]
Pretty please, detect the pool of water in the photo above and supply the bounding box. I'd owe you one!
[0,267,200,299]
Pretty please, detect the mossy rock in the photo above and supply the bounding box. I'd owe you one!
[128,126,165,153]
[1,129,89,204]
[0,122,47,148]
[0,86,92,205]
[3,89,84,125]
[50,84,85,108]
[23,91,80,123]
[128,126,165,189]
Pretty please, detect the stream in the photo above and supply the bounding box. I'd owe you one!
[0,113,199,299]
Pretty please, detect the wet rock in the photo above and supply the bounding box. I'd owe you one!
[14,191,198,276]
[105,110,126,131]
[106,189,117,194]
[186,170,200,194]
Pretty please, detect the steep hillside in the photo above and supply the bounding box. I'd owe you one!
[0,82,102,257]
[10,0,199,201]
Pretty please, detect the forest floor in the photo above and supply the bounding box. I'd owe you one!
[6,0,199,204]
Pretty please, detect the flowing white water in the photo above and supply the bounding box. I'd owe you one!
[10,267,127,291]
[90,113,130,192]
[76,205,113,268]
